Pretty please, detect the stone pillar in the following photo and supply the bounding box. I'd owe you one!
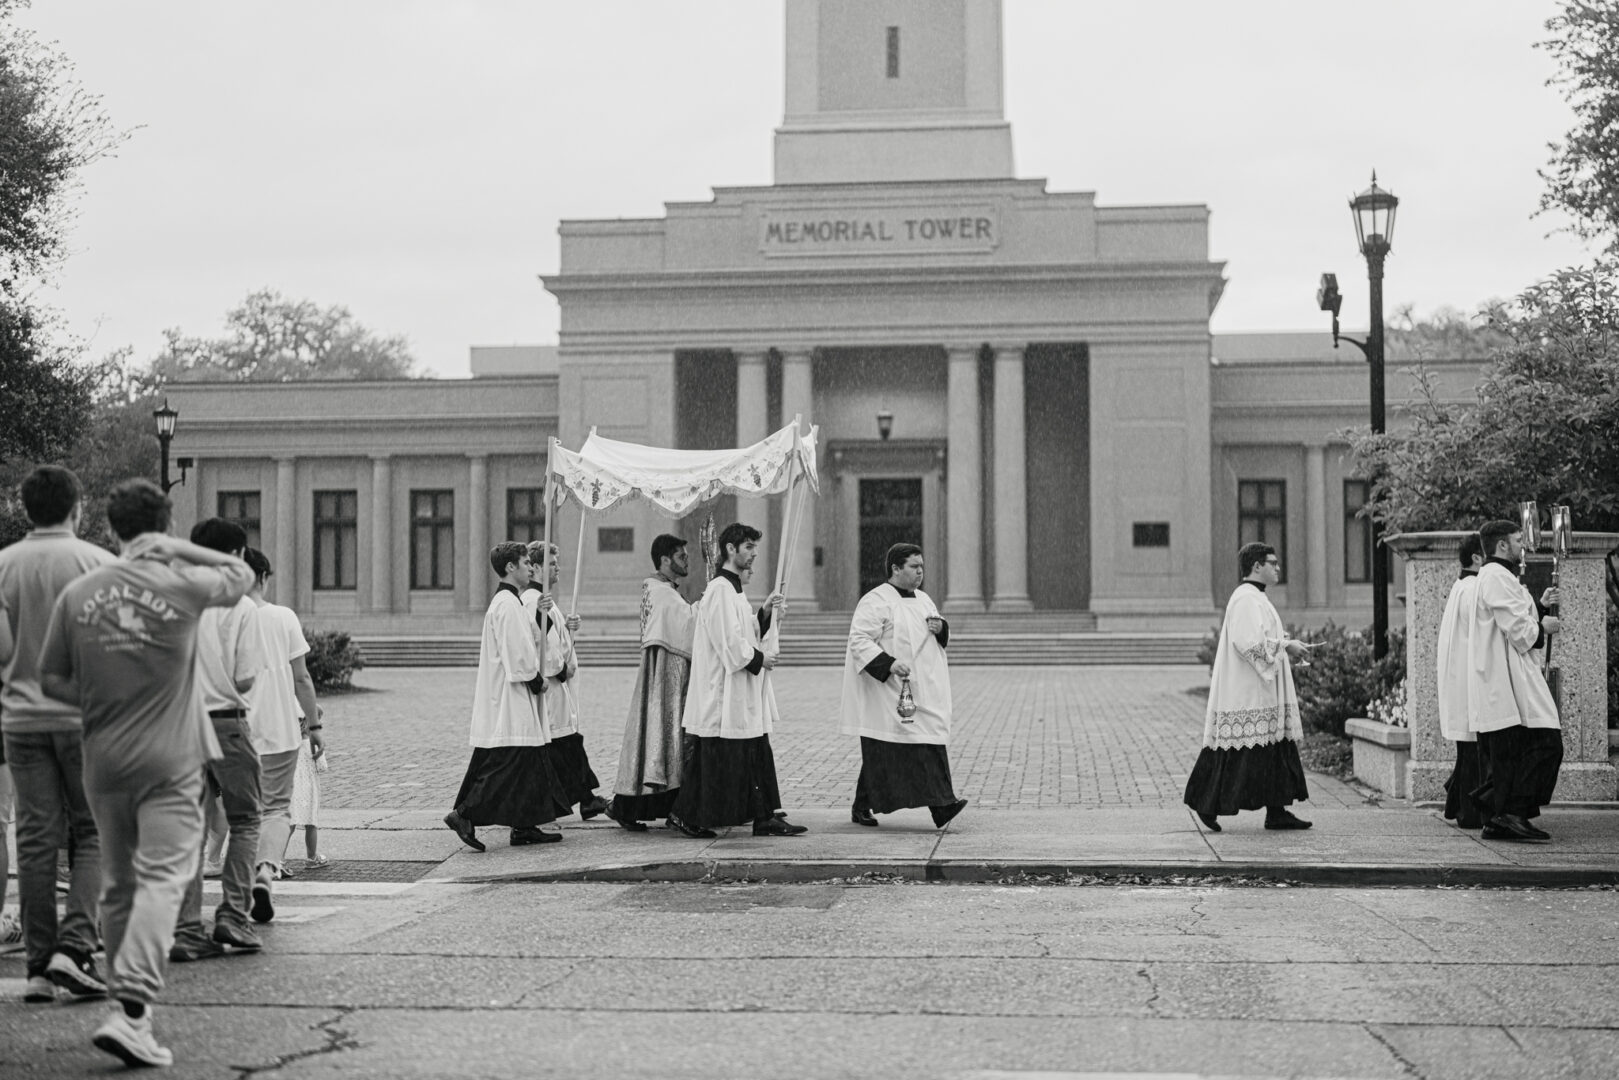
[990,345,1031,612]
[735,349,770,598]
[370,456,392,613]
[274,457,296,609]
[779,348,819,611]
[1387,531,1619,802]
[944,345,984,612]
[1305,443,1328,607]
[468,454,489,605]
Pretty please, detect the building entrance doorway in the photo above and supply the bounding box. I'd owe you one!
[858,478,923,596]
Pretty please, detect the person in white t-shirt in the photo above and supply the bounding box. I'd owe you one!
[242,549,318,922]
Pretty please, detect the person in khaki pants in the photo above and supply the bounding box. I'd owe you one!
[39,479,254,1068]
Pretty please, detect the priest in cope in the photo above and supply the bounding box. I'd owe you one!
[839,543,967,829]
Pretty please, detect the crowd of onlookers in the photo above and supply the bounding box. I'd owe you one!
[0,465,328,1067]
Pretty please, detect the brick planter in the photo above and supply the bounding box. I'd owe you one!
[1347,717,1411,799]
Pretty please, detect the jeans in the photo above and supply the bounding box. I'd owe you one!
[91,769,204,1005]
[3,730,102,977]
[175,715,261,943]
[255,748,299,875]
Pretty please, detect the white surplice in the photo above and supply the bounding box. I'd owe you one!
[468,587,547,748]
[1202,582,1302,750]
[839,584,951,745]
[521,589,579,738]
[681,574,778,740]
[1435,573,1479,743]
[1468,561,1559,733]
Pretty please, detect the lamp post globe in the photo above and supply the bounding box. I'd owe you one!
[1349,173,1397,661]
[153,398,179,493]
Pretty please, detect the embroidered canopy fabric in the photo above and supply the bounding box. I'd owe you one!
[548,423,820,517]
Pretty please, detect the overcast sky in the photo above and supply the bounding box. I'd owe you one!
[20,0,1595,378]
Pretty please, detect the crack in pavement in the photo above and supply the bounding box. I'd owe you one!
[508,960,586,1009]
[1363,1023,1428,1080]
[1500,1025,1525,1051]
[232,1008,359,1076]
[1136,963,1163,1018]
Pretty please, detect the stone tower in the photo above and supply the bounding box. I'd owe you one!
[774,0,1015,184]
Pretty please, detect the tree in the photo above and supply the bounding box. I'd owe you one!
[1,0,125,474]
[1538,1,1619,250]
[144,289,418,386]
[1347,264,1619,605]
[1385,303,1513,363]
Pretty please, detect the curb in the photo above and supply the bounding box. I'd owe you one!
[424,858,1619,889]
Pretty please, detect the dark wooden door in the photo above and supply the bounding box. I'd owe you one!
[858,478,923,596]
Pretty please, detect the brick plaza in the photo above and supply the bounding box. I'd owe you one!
[318,665,1364,814]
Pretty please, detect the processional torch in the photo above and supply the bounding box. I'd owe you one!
[1518,501,1541,580]
[1546,505,1572,674]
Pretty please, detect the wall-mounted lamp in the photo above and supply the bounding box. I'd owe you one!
[876,409,893,441]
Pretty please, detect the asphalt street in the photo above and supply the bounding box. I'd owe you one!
[4,879,1618,1079]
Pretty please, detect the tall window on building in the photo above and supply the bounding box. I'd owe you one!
[1344,479,1373,584]
[506,488,547,544]
[1238,480,1287,582]
[886,26,900,78]
[312,490,357,591]
[217,491,261,550]
[411,490,454,591]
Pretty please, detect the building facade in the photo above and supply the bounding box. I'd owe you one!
[163,0,1481,636]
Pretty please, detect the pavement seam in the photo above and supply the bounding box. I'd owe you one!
[1362,1022,1429,1080]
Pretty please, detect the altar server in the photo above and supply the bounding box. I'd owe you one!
[839,543,966,828]
[522,542,608,821]
[1468,519,1563,842]
[670,523,806,838]
[444,543,570,851]
[1183,542,1312,832]
[608,534,697,830]
[1436,532,1485,828]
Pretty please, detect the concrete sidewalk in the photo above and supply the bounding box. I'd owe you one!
[315,801,1619,888]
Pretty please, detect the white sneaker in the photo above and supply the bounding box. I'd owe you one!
[24,975,56,1003]
[93,1005,174,1068]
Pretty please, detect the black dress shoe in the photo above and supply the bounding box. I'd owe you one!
[1480,823,1511,840]
[851,806,879,827]
[930,799,968,828]
[444,810,485,852]
[580,795,610,821]
[606,799,648,832]
[1264,809,1312,830]
[1196,812,1222,832]
[510,827,563,846]
[1488,813,1548,841]
[666,813,717,839]
[753,817,808,836]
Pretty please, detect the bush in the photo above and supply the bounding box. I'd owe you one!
[306,630,365,689]
[1608,606,1618,730]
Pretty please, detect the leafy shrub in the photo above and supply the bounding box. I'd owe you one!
[1608,606,1618,730]
[306,630,366,689]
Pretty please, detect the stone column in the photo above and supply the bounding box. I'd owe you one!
[370,456,392,613]
[468,454,489,605]
[779,348,819,611]
[990,345,1032,612]
[1305,443,1328,607]
[1387,531,1618,802]
[274,457,296,609]
[944,345,984,612]
[735,349,770,598]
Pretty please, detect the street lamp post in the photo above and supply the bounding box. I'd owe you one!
[153,398,189,494]
[1318,172,1399,660]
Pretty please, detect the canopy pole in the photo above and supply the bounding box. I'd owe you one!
[780,472,812,593]
[772,415,802,595]
[568,426,596,618]
[538,437,557,733]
